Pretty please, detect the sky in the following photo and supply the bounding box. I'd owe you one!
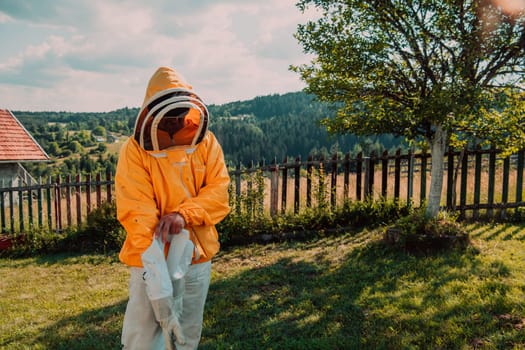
[0,0,318,112]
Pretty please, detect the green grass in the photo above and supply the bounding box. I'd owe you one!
[2,223,525,349]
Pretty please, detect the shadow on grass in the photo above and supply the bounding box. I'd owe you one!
[32,300,127,350]
[468,222,525,241]
[201,239,525,349]
[4,224,525,349]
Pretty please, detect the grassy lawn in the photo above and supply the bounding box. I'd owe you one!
[1,223,525,349]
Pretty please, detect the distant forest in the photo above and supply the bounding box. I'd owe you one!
[14,91,407,178]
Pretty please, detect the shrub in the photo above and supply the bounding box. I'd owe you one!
[1,201,125,257]
[2,228,75,257]
[217,198,410,246]
[74,200,125,253]
[384,207,470,254]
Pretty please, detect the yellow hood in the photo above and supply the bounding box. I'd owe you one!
[142,66,193,105]
[132,66,209,151]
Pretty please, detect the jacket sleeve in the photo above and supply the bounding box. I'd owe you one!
[175,133,231,227]
[115,139,160,253]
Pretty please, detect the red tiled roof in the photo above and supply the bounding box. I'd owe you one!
[0,109,49,162]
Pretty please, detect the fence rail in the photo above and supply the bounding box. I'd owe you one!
[1,147,524,234]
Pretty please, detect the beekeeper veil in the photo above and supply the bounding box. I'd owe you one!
[133,67,209,152]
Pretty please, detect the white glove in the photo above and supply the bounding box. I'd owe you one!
[150,297,185,348]
[142,238,185,347]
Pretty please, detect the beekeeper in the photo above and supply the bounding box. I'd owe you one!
[116,66,231,349]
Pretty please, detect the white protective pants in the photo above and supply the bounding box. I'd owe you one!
[121,261,212,350]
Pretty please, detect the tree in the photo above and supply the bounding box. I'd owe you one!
[292,0,525,217]
[68,141,83,153]
[47,141,61,156]
[92,125,107,138]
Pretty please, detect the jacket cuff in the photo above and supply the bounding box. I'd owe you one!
[179,210,191,227]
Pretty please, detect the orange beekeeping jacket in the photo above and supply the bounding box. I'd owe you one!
[116,67,230,267]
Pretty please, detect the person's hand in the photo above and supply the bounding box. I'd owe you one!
[155,213,186,243]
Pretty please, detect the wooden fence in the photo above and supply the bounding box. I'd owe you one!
[0,147,524,234]
[0,173,113,234]
[231,146,525,219]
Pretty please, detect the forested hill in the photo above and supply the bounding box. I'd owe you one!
[14,91,406,177]
[208,91,406,165]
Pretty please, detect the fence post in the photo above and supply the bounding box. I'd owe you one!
[501,155,510,220]
[96,173,102,208]
[473,145,482,219]
[282,157,288,214]
[294,156,301,214]
[487,145,496,218]
[55,175,62,233]
[363,154,373,199]
[407,148,414,205]
[369,151,376,199]
[364,155,370,199]
[258,159,265,214]
[18,186,23,232]
[76,174,82,227]
[27,177,33,229]
[65,174,72,227]
[37,177,43,227]
[394,149,401,200]
[270,158,279,216]
[420,151,428,205]
[381,150,388,198]
[8,181,14,233]
[46,177,52,231]
[446,149,455,209]
[356,152,363,201]
[86,173,92,215]
[330,153,338,208]
[344,153,351,200]
[459,147,469,218]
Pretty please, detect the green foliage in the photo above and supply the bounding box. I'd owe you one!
[75,201,125,253]
[222,162,410,246]
[385,208,470,254]
[218,198,409,246]
[67,140,83,153]
[2,228,75,257]
[92,143,108,154]
[2,201,125,257]
[453,89,525,157]
[293,0,525,146]
[92,125,107,137]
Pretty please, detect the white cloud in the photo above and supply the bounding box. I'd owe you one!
[0,11,10,23]
[0,0,316,112]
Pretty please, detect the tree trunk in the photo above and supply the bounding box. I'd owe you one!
[426,124,448,218]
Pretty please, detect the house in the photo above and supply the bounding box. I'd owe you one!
[0,109,49,188]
